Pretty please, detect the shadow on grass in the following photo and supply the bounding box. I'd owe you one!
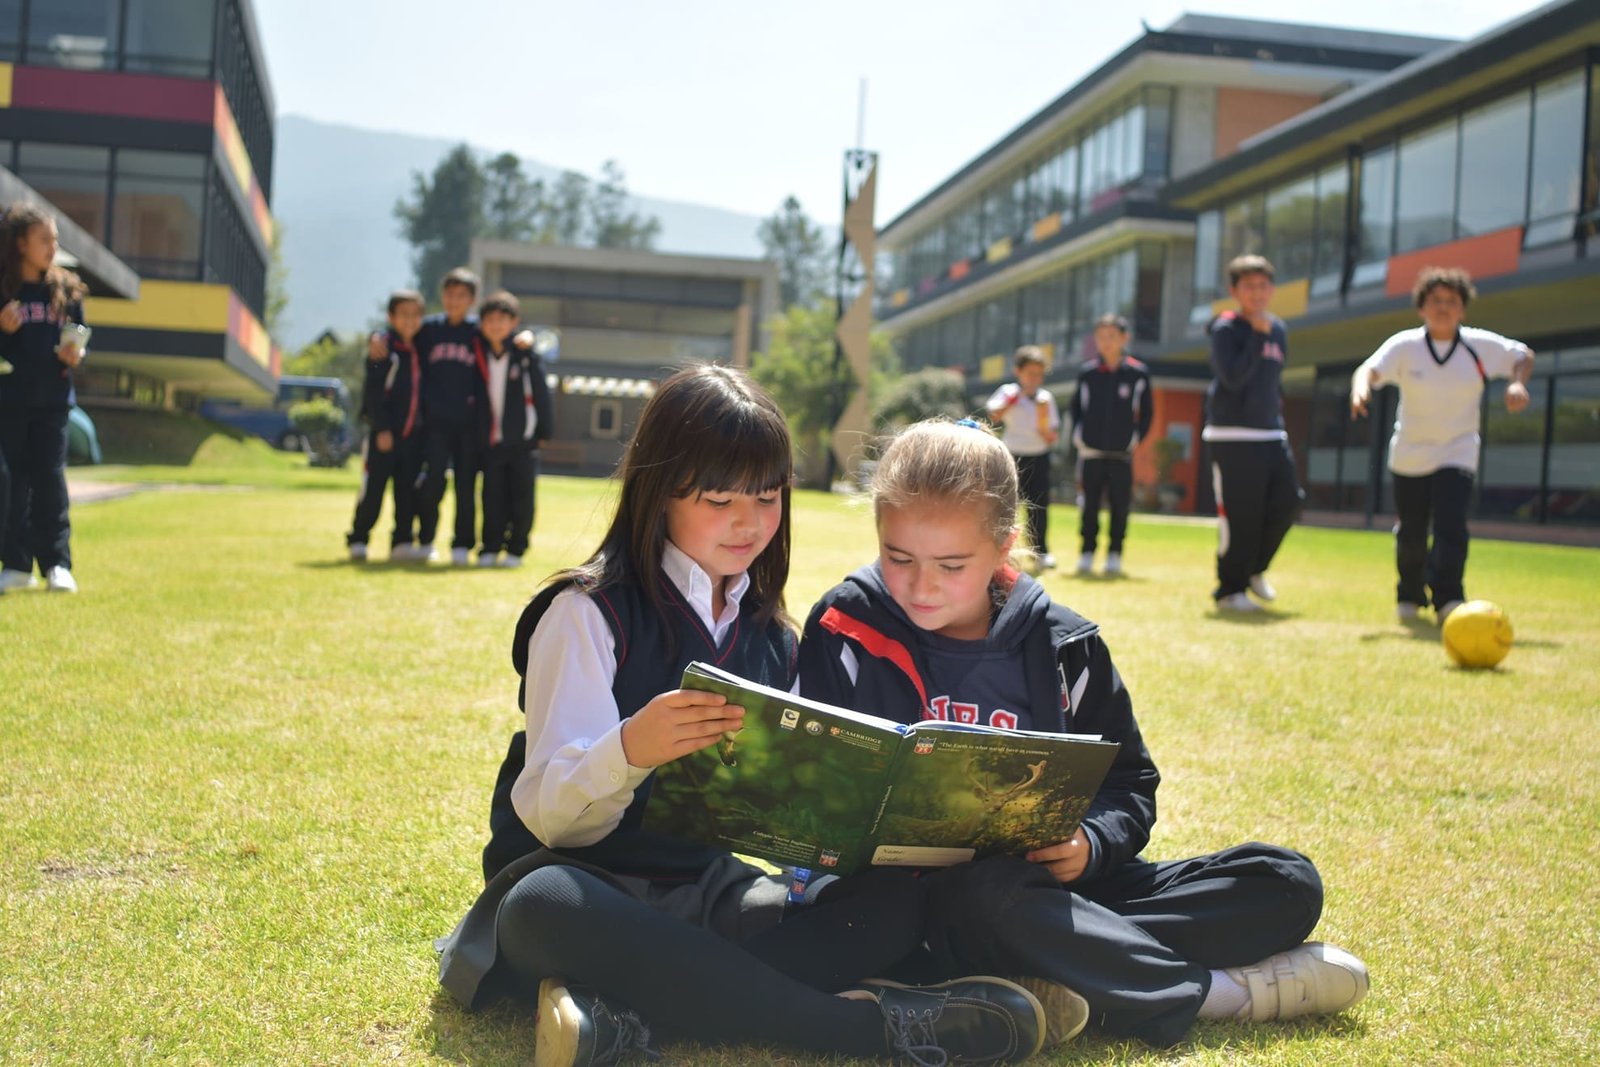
[295,559,505,576]
[1209,608,1298,625]
[1059,572,1149,584]
[1359,619,1443,643]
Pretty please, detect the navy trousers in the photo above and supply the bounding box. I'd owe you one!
[347,431,423,550]
[1014,452,1052,556]
[0,406,72,574]
[1392,466,1474,609]
[418,421,480,550]
[1080,456,1133,555]
[1210,439,1301,598]
[479,445,537,556]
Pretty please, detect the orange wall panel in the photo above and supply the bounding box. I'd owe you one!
[1384,227,1523,299]
[1214,87,1323,157]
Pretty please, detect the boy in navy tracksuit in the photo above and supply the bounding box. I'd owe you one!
[1070,314,1152,576]
[0,205,88,594]
[347,289,426,561]
[415,267,488,565]
[473,290,553,568]
[1204,255,1301,612]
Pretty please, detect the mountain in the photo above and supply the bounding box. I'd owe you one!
[270,115,768,350]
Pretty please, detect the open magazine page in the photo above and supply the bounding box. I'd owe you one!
[641,662,907,874]
[868,723,1120,868]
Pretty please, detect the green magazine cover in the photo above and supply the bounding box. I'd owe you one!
[641,661,1121,876]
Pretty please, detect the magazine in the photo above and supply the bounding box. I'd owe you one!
[641,661,1121,875]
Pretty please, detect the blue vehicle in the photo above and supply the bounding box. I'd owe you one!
[200,375,355,463]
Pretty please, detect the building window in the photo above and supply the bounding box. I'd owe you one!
[1056,142,1079,223]
[1525,69,1585,247]
[1543,367,1600,523]
[590,400,622,440]
[1143,86,1174,181]
[112,150,207,280]
[1457,90,1529,238]
[0,0,22,61]
[1346,149,1394,291]
[1193,209,1222,307]
[1134,241,1164,342]
[27,0,121,70]
[1265,174,1316,282]
[1310,160,1349,296]
[1395,118,1458,253]
[1221,192,1266,265]
[123,0,215,77]
[1586,66,1600,239]
[15,143,110,241]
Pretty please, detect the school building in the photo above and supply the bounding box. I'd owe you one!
[877,3,1600,531]
[0,0,281,408]
[471,240,779,476]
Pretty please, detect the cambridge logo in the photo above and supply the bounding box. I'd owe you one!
[914,738,935,755]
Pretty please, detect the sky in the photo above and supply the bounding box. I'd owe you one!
[254,0,1553,227]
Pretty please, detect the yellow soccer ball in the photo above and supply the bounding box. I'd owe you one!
[1441,600,1514,669]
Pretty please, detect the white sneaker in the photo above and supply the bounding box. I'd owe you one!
[45,566,78,593]
[1217,592,1262,613]
[0,568,39,591]
[500,554,523,568]
[476,552,499,568]
[1076,553,1095,575]
[1248,573,1277,601]
[1103,553,1123,576]
[1437,600,1463,624]
[415,543,439,564]
[451,547,471,567]
[1040,552,1057,570]
[1225,942,1369,1023]
[348,542,368,562]
[388,544,416,562]
[1396,602,1422,621]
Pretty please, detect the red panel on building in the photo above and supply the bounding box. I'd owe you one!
[12,66,213,125]
[1385,227,1523,299]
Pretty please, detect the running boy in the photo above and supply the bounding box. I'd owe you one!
[986,346,1060,569]
[799,418,1368,1048]
[474,290,553,568]
[347,290,426,561]
[1350,267,1534,623]
[1204,255,1301,612]
[1069,314,1152,576]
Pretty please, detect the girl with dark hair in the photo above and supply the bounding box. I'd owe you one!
[0,204,89,594]
[438,364,1050,1066]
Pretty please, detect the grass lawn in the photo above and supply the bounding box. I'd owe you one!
[3,462,1597,1066]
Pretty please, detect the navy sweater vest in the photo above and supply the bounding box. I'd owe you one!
[481,575,797,884]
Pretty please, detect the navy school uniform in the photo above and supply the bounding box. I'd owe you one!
[346,331,424,551]
[1204,311,1302,598]
[0,282,83,575]
[798,563,1324,1047]
[1071,355,1153,556]
[438,576,930,1059]
[474,339,553,558]
[414,313,484,550]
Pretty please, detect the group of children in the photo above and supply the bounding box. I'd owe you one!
[0,204,86,596]
[437,363,1372,1066]
[345,268,555,569]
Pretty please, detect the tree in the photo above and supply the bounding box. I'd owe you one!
[758,196,829,309]
[484,152,540,242]
[265,223,290,338]
[282,330,371,403]
[590,160,661,250]
[749,301,900,488]
[394,143,485,293]
[873,367,971,431]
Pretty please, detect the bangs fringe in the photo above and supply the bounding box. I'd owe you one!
[675,401,793,497]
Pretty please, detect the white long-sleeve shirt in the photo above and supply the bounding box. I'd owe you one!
[509,541,751,847]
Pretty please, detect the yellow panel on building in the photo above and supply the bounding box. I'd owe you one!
[1208,277,1311,322]
[0,62,12,108]
[84,280,231,332]
[981,353,1008,382]
[985,237,1013,264]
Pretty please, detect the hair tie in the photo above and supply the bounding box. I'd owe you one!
[955,418,985,431]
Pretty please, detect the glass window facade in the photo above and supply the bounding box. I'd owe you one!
[124,0,216,77]
[112,149,206,279]
[1265,174,1316,282]
[1457,91,1529,237]
[1525,70,1585,246]
[0,0,21,61]
[16,143,111,241]
[1395,118,1458,253]
[26,0,120,70]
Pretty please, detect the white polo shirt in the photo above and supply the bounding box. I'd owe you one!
[1357,326,1530,477]
[985,382,1060,457]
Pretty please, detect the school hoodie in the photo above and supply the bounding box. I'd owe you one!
[0,283,83,410]
[416,313,482,427]
[798,563,1160,884]
[1204,310,1288,438]
[475,339,554,450]
[361,331,422,439]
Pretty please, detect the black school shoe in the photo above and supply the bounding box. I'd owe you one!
[859,976,1047,1065]
[535,978,660,1067]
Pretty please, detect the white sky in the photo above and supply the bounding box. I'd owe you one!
[254,0,1552,226]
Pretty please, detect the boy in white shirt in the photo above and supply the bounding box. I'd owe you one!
[1350,267,1534,623]
[986,346,1060,568]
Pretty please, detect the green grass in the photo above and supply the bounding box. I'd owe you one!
[3,470,1597,1065]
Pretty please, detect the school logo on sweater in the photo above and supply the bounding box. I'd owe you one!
[430,342,474,366]
[926,695,1020,731]
[16,302,63,326]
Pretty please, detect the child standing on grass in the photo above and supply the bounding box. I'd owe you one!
[1205,255,1302,613]
[1069,314,1152,577]
[798,418,1368,1049]
[438,365,1052,1067]
[0,204,89,594]
[473,290,553,569]
[347,290,426,562]
[986,346,1060,569]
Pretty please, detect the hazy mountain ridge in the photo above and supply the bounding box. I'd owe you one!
[271,114,768,349]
